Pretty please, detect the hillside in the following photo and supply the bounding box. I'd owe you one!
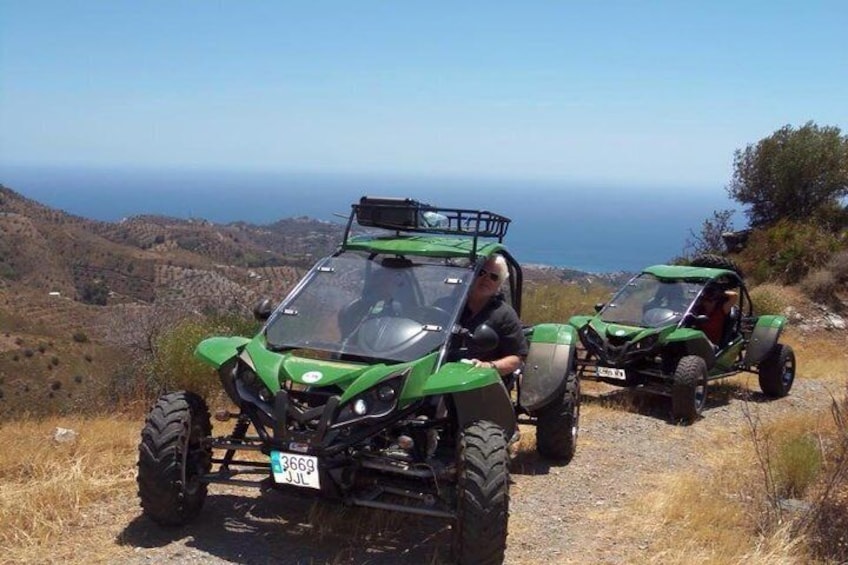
[0,184,623,417]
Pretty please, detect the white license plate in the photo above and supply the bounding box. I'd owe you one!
[597,366,626,380]
[270,451,321,490]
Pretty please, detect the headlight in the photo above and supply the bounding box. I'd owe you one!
[333,371,408,428]
[635,333,660,351]
[581,324,604,352]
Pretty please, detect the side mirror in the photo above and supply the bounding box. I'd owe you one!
[594,302,605,313]
[728,305,740,321]
[253,298,274,322]
[469,323,499,353]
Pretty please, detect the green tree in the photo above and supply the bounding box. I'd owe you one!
[727,121,848,228]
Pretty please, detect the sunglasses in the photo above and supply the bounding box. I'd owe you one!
[478,268,500,282]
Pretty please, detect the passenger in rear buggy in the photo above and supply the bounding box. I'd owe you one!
[693,284,738,349]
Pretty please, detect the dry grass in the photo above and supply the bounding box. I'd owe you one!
[627,399,844,563]
[0,416,139,564]
[783,330,848,383]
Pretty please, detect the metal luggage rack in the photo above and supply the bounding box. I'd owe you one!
[342,196,512,245]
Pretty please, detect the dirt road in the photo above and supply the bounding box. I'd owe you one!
[107,377,833,565]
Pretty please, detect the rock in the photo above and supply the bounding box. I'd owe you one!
[825,314,846,330]
[777,498,811,513]
[53,427,78,443]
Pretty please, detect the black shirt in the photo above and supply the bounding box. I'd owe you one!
[459,294,529,361]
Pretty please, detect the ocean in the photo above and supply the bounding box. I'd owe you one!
[0,165,738,273]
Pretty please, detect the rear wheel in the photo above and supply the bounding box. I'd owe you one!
[137,391,212,526]
[454,420,509,565]
[758,344,795,397]
[536,372,580,463]
[671,355,707,424]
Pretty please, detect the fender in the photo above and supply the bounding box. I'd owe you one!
[195,336,251,369]
[450,381,516,438]
[744,315,787,366]
[664,328,716,368]
[519,323,578,412]
[421,362,515,437]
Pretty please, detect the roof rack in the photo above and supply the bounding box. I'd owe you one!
[342,196,511,255]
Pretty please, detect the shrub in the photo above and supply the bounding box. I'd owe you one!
[84,354,93,362]
[749,284,790,316]
[73,375,83,384]
[72,331,89,343]
[49,380,61,391]
[23,349,33,358]
[150,318,221,399]
[739,220,840,284]
[801,269,839,305]
[827,250,848,283]
[772,434,822,499]
[522,281,614,325]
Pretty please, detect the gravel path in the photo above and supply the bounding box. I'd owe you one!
[112,377,836,565]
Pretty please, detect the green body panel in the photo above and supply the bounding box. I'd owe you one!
[338,353,439,403]
[282,356,368,388]
[664,327,708,343]
[568,315,592,330]
[642,264,735,280]
[712,338,745,373]
[345,235,503,258]
[244,339,287,393]
[755,314,786,331]
[529,323,577,345]
[420,362,502,396]
[195,336,251,369]
[589,319,661,342]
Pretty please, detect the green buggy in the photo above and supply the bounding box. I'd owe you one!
[137,197,580,564]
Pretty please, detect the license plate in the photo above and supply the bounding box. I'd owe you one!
[270,451,321,490]
[597,366,626,380]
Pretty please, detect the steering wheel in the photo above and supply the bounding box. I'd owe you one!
[355,316,430,358]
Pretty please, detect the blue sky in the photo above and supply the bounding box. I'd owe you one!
[1,1,845,189]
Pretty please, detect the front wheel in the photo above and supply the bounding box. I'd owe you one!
[137,391,212,526]
[671,355,707,424]
[536,372,580,463]
[758,344,795,397]
[454,420,510,565]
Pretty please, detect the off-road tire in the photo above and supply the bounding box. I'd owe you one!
[671,355,707,424]
[758,343,795,397]
[138,391,212,526]
[454,420,510,565]
[536,372,580,463]
[689,254,744,278]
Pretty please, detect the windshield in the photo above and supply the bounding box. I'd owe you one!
[600,274,703,328]
[265,251,473,362]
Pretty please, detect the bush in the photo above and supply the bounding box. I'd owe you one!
[739,220,841,284]
[150,317,222,399]
[522,281,614,326]
[772,434,822,499]
[72,331,89,343]
[749,284,790,316]
[827,250,848,283]
[801,269,839,305]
